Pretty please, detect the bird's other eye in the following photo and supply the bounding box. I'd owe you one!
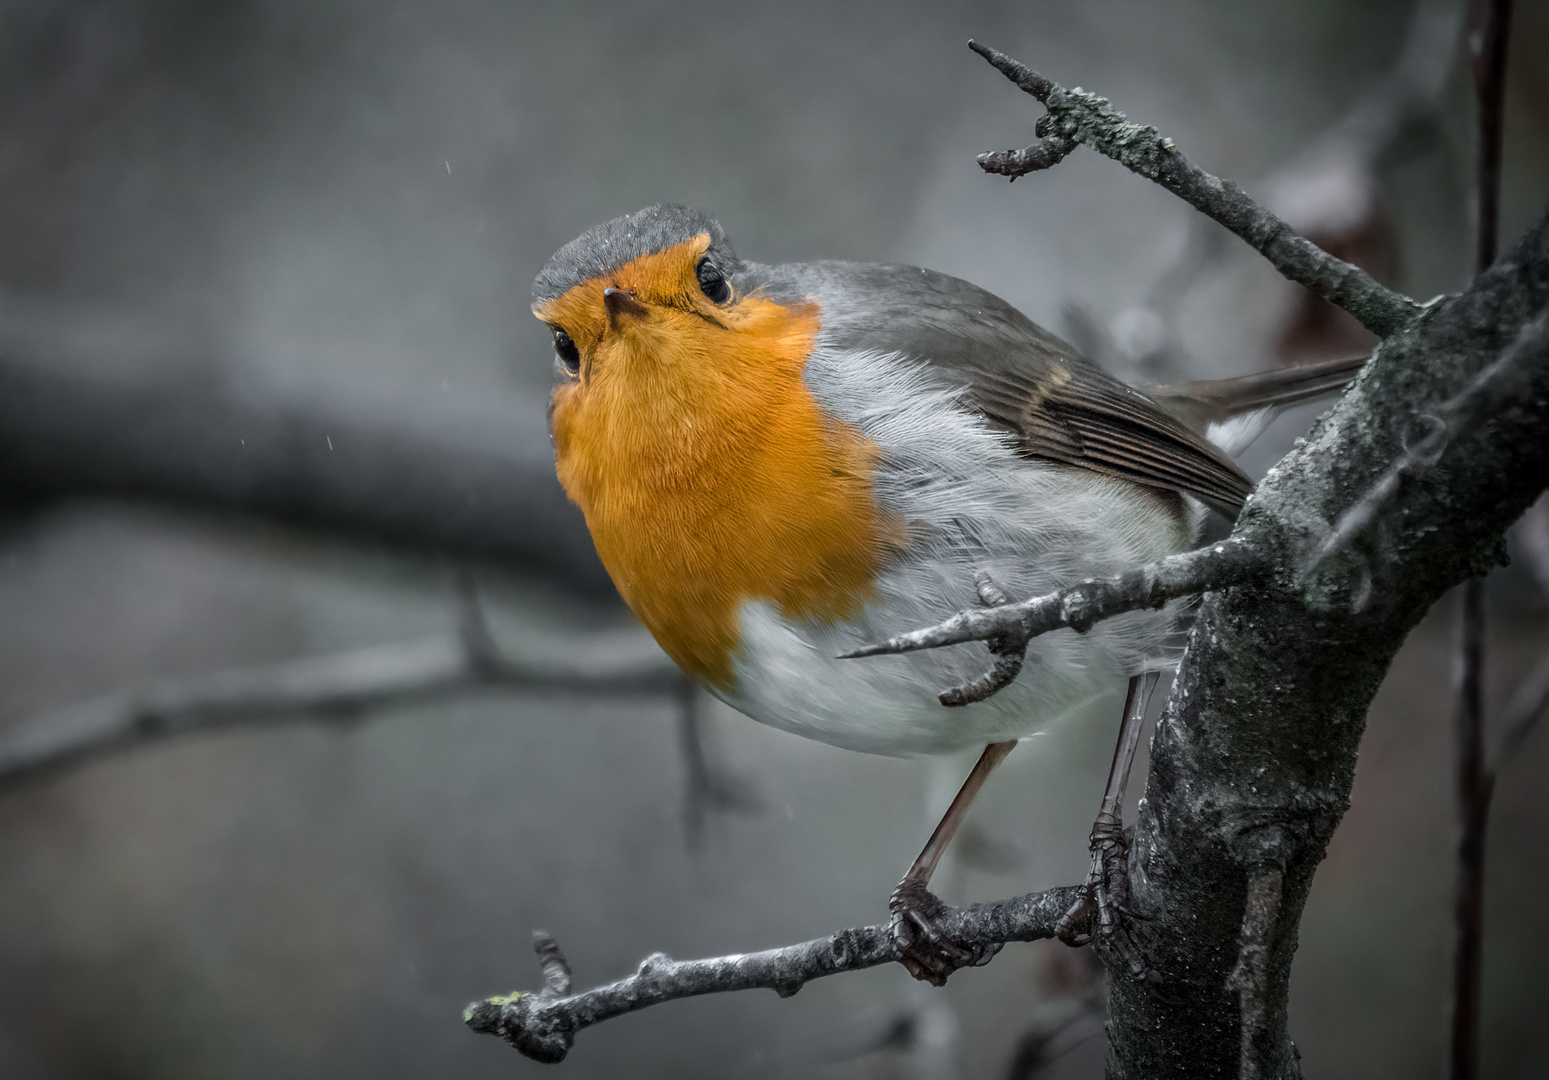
[552,327,580,374]
[696,257,731,304]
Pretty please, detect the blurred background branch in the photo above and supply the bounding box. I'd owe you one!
[0,583,678,794]
[0,330,612,595]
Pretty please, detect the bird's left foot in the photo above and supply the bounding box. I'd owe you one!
[889,879,1003,986]
[1055,811,1140,964]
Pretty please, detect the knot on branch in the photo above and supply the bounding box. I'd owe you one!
[534,930,573,996]
[636,951,672,979]
[828,926,870,967]
[1220,805,1343,875]
[462,931,580,1064]
[1060,586,1099,633]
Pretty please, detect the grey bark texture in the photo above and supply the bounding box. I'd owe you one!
[1098,213,1549,1078]
[968,40,1424,338]
[464,888,1083,1063]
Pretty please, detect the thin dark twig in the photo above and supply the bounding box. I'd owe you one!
[1229,868,1286,1080]
[1452,578,1492,1080]
[967,40,1424,339]
[1472,0,1514,274]
[1453,5,1514,1078]
[464,886,1083,1064]
[454,569,501,675]
[840,538,1267,704]
[676,682,762,849]
[1494,649,1549,765]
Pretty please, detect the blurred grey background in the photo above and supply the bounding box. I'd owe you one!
[0,0,1546,1077]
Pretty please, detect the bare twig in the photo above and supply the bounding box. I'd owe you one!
[0,622,678,793]
[464,886,1082,1064]
[1516,496,1549,599]
[1496,650,1549,765]
[968,40,1424,339]
[1229,868,1287,1080]
[1452,575,1492,1080]
[1452,6,1514,1077]
[677,684,762,849]
[839,538,1267,704]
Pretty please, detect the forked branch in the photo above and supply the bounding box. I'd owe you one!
[840,537,1268,704]
[464,887,1081,1063]
[968,40,1425,338]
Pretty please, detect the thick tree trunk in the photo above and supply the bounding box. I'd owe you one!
[1103,209,1549,1078]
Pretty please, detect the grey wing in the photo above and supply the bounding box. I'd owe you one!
[748,260,1254,519]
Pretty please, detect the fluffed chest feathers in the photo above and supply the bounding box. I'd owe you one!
[549,336,899,691]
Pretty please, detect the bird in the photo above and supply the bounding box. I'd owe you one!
[533,203,1360,983]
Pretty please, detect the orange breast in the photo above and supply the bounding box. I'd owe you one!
[543,243,892,688]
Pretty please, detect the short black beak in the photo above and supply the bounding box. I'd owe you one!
[603,286,648,320]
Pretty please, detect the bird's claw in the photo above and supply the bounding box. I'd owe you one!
[889,880,1002,986]
[1055,813,1143,971]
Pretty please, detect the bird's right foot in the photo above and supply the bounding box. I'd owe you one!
[889,879,1002,986]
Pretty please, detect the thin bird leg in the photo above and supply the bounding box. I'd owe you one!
[890,739,1017,984]
[1058,670,1162,949]
[900,739,1017,892]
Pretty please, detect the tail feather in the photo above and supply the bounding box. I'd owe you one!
[1148,354,1368,431]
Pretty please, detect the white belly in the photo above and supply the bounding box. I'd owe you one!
[713,347,1196,756]
[716,477,1189,755]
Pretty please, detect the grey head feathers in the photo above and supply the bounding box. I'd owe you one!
[531,204,743,306]
[536,205,1252,518]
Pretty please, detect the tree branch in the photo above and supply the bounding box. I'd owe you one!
[0,622,678,793]
[839,537,1268,704]
[1229,867,1292,1080]
[0,346,614,596]
[1096,203,1549,1078]
[1310,306,1549,572]
[1453,4,1515,1076]
[464,887,1082,1064]
[968,40,1426,339]
[1494,648,1549,766]
[851,302,1545,702]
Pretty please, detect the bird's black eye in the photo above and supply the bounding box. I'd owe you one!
[552,327,580,375]
[696,257,731,304]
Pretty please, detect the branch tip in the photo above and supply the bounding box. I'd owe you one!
[533,931,572,996]
[469,886,1082,1062]
[843,539,1265,704]
[971,45,1422,336]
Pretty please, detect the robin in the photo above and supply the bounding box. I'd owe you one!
[533,204,1359,984]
